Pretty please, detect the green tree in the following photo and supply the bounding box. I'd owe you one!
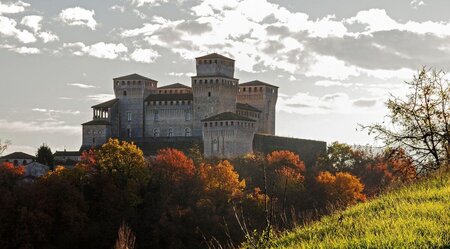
[363,68,450,172]
[36,144,55,169]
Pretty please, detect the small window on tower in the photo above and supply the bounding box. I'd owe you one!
[127,112,132,121]
[127,128,132,138]
[208,92,211,97]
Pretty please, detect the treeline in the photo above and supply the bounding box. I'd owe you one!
[0,139,416,249]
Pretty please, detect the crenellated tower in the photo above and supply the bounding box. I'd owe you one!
[192,53,239,136]
[113,74,157,139]
[237,81,278,135]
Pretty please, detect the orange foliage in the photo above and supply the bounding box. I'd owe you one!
[153,148,195,184]
[199,160,245,199]
[316,171,366,206]
[267,150,306,172]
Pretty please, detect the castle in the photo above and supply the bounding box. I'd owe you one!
[81,53,326,160]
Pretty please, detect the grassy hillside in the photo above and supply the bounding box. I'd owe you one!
[272,175,450,248]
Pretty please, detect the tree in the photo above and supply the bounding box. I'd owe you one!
[0,139,10,156]
[152,148,195,185]
[199,160,246,200]
[362,68,450,172]
[316,171,366,207]
[36,144,55,169]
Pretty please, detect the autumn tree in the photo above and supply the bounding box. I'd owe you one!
[95,139,149,187]
[36,144,55,169]
[266,150,306,211]
[199,160,245,201]
[315,171,366,207]
[363,68,450,172]
[152,148,195,185]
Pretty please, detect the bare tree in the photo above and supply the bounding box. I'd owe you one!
[0,139,11,156]
[114,222,136,249]
[362,68,450,173]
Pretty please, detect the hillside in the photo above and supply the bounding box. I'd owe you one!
[272,175,450,248]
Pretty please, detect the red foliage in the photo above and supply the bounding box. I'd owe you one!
[152,148,195,184]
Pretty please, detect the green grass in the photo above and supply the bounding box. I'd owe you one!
[272,175,450,249]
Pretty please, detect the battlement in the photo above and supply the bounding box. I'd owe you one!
[195,53,235,78]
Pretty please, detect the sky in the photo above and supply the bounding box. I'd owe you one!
[1,0,449,155]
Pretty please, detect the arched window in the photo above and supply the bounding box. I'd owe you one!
[123,90,127,96]
[168,128,173,137]
[185,128,191,137]
[208,92,211,97]
[154,110,159,121]
[153,128,159,137]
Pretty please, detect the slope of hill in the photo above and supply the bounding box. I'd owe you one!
[272,175,450,248]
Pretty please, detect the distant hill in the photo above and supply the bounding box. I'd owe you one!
[271,174,450,248]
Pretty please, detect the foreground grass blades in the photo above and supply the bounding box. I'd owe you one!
[273,175,450,249]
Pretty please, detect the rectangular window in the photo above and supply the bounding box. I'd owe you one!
[127,112,132,121]
[154,110,159,121]
[185,111,191,121]
[127,128,132,138]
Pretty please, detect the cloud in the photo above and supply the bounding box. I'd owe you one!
[410,0,425,8]
[168,72,194,77]
[347,8,450,37]
[110,5,125,12]
[11,46,40,54]
[353,99,377,107]
[38,31,58,43]
[131,0,168,7]
[87,94,115,102]
[314,80,354,87]
[305,54,360,80]
[59,7,97,30]
[20,15,42,32]
[0,16,36,43]
[0,1,29,14]
[32,108,80,115]
[0,119,80,135]
[130,48,159,63]
[68,83,97,89]
[64,42,128,60]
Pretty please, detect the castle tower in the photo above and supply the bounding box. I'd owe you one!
[202,112,256,158]
[113,74,157,139]
[237,81,278,135]
[192,53,239,136]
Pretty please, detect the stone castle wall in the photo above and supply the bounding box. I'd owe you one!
[144,101,194,137]
[252,134,326,167]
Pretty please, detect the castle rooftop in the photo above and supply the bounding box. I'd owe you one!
[158,83,191,89]
[201,112,255,122]
[0,152,35,160]
[196,53,234,61]
[240,80,278,88]
[91,98,118,108]
[82,120,111,126]
[236,103,262,113]
[113,73,156,81]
